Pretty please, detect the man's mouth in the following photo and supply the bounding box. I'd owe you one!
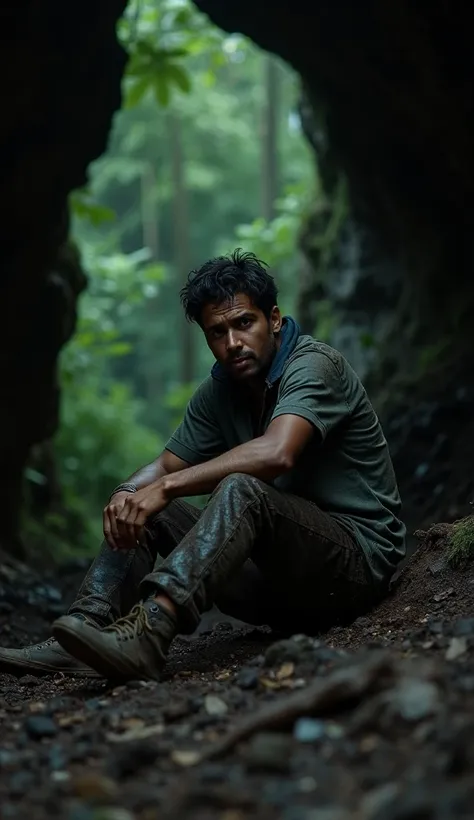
[229,356,252,369]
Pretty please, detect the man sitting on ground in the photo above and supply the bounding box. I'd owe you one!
[0,250,406,681]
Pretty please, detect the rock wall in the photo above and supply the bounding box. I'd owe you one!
[0,1,127,552]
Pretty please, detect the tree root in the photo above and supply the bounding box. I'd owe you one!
[201,650,394,761]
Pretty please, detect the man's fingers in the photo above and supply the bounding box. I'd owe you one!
[117,499,140,549]
[109,506,122,545]
[103,508,119,551]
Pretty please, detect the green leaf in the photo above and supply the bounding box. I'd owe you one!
[167,63,191,94]
[70,191,116,226]
[24,467,47,486]
[124,76,150,109]
[153,77,170,106]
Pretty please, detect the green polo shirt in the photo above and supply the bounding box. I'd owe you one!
[165,332,406,589]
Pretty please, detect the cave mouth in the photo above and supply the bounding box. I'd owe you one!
[2,0,474,559]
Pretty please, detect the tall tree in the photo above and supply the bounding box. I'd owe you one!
[261,55,281,221]
[169,109,194,385]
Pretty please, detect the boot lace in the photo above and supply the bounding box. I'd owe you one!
[103,604,150,641]
[35,637,56,650]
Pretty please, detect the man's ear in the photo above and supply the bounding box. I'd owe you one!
[271,306,282,334]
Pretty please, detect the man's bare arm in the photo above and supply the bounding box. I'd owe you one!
[161,414,314,501]
[115,415,315,547]
[126,449,191,489]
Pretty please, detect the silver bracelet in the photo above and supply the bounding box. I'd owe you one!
[109,482,138,502]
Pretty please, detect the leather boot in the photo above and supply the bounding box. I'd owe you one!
[0,624,100,678]
[53,600,177,682]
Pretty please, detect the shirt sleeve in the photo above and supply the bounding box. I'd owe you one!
[270,350,350,441]
[165,377,226,465]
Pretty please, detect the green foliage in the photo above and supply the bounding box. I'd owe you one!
[446,516,474,567]
[69,189,116,227]
[119,0,227,108]
[25,248,165,556]
[234,182,310,268]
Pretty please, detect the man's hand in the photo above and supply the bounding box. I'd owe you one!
[114,480,171,550]
[103,491,133,550]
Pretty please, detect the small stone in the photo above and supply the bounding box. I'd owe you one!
[0,750,17,768]
[361,784,400,818]
[49,744,67,770]
[243,732,291,772]
[294,717,326,743]
[199,763,229,783]
[109,740,163,778]
[446,637,468,661]
[433,587,454,603]
[9,770,35,797]
[51,771,70,783]
[428,557,447,576]
[171,749,201,767]
[18,674,39,688]
[204,694,228,717]
[390,678,439,722]
[163,699,191,722]
[298,776,317,793]
[71,773,118,802]
[236,667,259,690]
[25,715,58,739]
[453,619,474,637]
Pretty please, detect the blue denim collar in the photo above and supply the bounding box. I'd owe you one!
[211,315,301,386]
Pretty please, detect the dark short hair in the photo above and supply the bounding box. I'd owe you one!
[180,248,278,324]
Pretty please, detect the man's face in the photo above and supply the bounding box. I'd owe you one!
[200,293,282,382]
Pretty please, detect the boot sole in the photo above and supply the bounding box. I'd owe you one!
[53,622,138,682]
[0,657,101,678]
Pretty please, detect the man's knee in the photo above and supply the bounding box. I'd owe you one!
[214,472,266,499]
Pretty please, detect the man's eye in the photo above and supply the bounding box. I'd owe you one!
[239,317,251,327]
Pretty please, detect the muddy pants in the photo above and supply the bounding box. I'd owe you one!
[70,473,376,634]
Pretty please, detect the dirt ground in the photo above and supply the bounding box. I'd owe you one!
[2,524,474,820]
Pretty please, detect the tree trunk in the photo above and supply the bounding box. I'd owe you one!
[140,161,159,260]
[169,111,194,386]
[261,55,280,222]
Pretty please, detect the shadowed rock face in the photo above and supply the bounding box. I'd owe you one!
[0,1,128,552]
[1,0,473,551]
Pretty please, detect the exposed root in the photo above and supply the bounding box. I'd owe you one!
[201,651,394,761]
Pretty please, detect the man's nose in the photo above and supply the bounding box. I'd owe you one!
[226,330,242,351]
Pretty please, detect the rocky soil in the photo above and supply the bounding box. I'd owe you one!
[1,523,474,820]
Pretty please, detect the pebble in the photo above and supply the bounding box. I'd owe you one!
[236,667,259,690]
[243,732,292,773]
[452,618,474,636]
[163,699,191,722]
[204,694,228,717]
[390,678,440,722]
[24,715,58,739]
[446,637,468,661]
[294,718,326,743]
